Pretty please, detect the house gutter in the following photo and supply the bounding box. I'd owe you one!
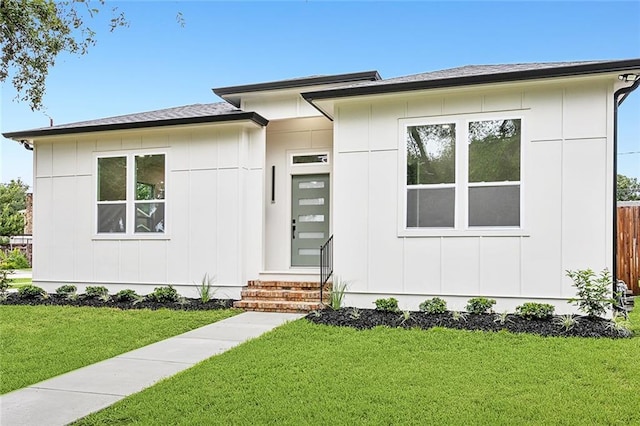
[2,112,269,140]
[612,76,640,299]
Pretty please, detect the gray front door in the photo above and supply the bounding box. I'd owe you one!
[291,173,330,267]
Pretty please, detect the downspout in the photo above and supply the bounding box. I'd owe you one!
[18,140,34,151]
[612,76,640,300]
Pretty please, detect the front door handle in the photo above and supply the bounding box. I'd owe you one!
[292,219,296,239]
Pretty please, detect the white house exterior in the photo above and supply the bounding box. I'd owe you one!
[5,59,640,313]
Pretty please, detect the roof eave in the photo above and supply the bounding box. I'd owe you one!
[212,71,381,100]
[3,112,269,140]
[302,59,640,102]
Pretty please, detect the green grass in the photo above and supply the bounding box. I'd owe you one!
[8,277,32,288]
[76,309,640,425]
[0,306,239,394]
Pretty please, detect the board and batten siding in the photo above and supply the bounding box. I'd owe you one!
[32,124,265,298]
[332,79,615,313]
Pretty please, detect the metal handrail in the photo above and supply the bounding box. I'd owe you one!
[319,235,334,304]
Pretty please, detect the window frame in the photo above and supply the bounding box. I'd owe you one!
[93,149,169,240]
[398,112,528,237]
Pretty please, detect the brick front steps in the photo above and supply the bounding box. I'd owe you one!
[234,280,332,313]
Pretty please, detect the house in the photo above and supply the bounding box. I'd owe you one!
[5,59,640,313]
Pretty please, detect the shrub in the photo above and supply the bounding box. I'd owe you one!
[115,289,139,302]
[348,307,361,320]
[0,269,12,296]
[147,285,179,303]
[18,284,46,300]
[494,311,511,325]
[194,273,216,303]
[419,297,447,314]
[554,314,577,332]
[566,268,615,318]
[328,277,348,310]
[465,297,496,314]
[374,297,399,312]
[516,302,555,320]
[85,286,109,298]
[56,284,77,295]
[0,249,30,270]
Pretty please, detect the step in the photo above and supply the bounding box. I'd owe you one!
[233,299,324,313]
[258,270,319,282]
[247,280,331,291]
[240,288,329,302]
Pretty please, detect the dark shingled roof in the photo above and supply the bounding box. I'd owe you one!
[302,59,640,101]
[349,61,612,87]
[3,102,268,139]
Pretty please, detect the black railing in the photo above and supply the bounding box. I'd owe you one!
[320,235,334,304]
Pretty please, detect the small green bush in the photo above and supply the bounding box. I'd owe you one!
[0,269,12,295]
[465,297,496,314]
[147,285,179,303]
[419,297,447,314]
[566,268,614,318]
[55,284,77,295]
[194,274,216,303]
[115,289,139,302]
[0,249,30,270]
[374,297,399,312]
[516,302,555,320]
[85,286,109,298]
[18,285,46,300]
[328,277,348,310]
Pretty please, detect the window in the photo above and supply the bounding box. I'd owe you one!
[467,119,520,227]
[406,123,456,227]
[291,152,330,165]
[97,153,166,235]
[402,115,522,231]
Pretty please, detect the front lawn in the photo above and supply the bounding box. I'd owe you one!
[76,309,640,425]
[0,306,239,394]
[8,277,31,288]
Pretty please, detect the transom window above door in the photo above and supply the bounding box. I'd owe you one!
[401,114,523,233]
[291,152,329,165]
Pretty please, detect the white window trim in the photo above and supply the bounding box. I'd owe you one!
[398,112,528,237]
[93,149,169,240]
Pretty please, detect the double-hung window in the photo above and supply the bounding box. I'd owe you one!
[402,114,522,232]
[97,152,166,235]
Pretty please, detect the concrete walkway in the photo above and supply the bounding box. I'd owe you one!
[0,311,303,426]
[9,270,32,280]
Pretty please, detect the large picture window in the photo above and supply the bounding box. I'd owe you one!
[403,115,522,231]
[97,153,166,235]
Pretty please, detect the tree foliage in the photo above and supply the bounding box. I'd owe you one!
[617,174,640,201]
[406,119,521,185]
[0,0,127,111]
[0,179,29,237]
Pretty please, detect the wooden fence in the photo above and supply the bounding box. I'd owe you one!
[617,202,640,295]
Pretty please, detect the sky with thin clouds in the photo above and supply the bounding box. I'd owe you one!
[1,1,639,187]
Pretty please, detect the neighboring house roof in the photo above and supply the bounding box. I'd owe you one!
[3,102,268,140]
[302,59,640,101]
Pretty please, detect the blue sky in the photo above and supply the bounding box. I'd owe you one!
[1,1,639,188]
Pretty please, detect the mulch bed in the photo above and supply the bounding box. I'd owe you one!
[306,308,633,338]
[1,293,236,311]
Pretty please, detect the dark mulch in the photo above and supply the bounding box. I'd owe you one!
[306,308,633,339]
[1,293,236,311]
